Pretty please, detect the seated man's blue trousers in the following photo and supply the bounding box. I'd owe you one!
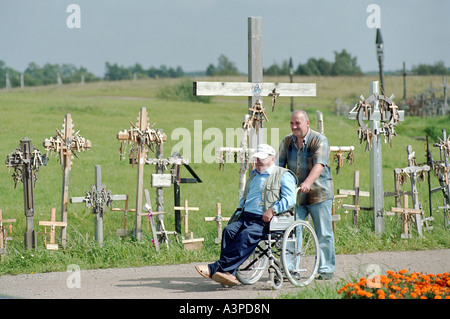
[208,212,269,277]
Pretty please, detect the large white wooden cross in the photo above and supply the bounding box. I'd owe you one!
[194,17,316,198]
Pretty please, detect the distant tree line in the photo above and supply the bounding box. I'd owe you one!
[104,62,184,81]
[411,61,450,75]
[1,53,448,88]
[0,61,99,88]
[264,50,363,76]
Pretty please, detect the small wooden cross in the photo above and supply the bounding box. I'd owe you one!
[39,208,68,250]
[0,210,16,261]
[174,199,204,250]
[338,171,370,227]
[110,195,135,237]
[387,195,421,239]
[204,203,230,244]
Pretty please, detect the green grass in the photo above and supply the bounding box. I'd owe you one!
[0,76,449,291]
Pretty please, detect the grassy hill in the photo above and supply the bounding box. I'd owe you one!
[0,75,449,275]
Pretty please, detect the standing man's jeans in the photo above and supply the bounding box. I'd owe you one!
[296,199,335,274]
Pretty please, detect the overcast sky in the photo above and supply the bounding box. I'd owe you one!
[1,0,448,76]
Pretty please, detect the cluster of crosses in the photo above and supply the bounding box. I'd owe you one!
[2,17,449,259]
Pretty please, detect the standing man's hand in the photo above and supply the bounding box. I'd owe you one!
[262,208,275,223]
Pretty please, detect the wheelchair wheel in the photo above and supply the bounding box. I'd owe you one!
[281,219,320,287]
[236,241,269,285]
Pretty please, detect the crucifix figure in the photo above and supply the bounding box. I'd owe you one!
[194,17,316,199]
[347,81,404,236]
[5,137,47,249]
[43,114,91,248]
[70,165,127,247]
[117,107,166,241]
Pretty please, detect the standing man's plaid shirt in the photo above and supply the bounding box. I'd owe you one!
[276,129,334,206]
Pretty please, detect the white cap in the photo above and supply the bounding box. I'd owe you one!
[252,144,276,159]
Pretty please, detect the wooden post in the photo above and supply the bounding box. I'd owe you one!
[39,208,67,250]
[248,16,263,149]
[204,203,230,244]
[0,210,16,261]
[44,114,91,248]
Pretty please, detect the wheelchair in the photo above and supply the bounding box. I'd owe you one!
[236,213,320,290]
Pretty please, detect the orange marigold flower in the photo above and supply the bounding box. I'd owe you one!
[399,269,408,275]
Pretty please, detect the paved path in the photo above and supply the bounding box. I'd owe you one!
[0,249,448,299]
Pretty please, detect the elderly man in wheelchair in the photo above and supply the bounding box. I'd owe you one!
[196,144,319,289]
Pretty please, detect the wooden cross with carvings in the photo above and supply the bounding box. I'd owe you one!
[0,210,16,261]
[39,208,67,250]
[117,107,166,241]
[194,17,315,199]
[43,114,91,248]
[390,145,430,236]
[204,203,230,244]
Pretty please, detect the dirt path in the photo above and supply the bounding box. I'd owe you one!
[0,249,449,299]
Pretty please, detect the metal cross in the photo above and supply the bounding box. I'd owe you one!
[5,137,47,249]
[70,165,127,247]
[347,81,404,236]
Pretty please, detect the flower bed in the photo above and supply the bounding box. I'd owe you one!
[338,269,450,299]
